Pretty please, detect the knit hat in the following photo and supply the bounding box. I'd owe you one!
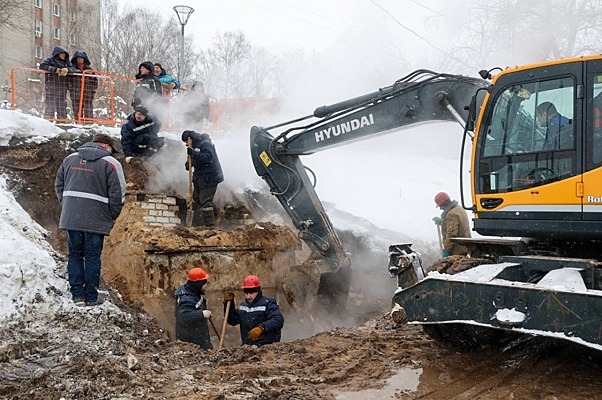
[138,61,153,73]
[134,105,149,117]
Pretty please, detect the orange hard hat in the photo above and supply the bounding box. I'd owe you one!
[188,268,209,282]
[241,275,261,288]
[434,192,450,207]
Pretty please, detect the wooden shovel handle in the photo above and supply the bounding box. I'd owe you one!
[218,300,231,351]
[187,137,193,206]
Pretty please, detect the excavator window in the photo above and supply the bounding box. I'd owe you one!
[478,76,576,193]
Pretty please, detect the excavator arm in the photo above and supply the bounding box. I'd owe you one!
[250,69,489,309]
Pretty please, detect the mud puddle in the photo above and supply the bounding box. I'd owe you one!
[334,366,422,399]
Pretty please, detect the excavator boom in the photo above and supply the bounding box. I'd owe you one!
[250,70,487,310]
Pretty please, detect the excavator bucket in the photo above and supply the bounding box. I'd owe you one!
[391,252,602,350]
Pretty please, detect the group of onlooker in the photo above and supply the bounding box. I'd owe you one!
[39,46,97,120]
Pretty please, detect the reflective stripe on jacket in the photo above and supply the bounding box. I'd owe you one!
[55,141,126,235]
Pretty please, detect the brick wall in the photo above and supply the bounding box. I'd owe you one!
[138,194,181,228]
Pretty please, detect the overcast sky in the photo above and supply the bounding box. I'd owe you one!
[116,0,441,53]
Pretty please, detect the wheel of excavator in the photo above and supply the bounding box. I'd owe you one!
[422,324,513,350]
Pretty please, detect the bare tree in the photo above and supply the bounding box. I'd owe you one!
[201,31,252,99]
[0,0,27,31]
[438,0,602,71]
[96,0,196,81]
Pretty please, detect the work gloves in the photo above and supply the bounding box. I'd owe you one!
[248,326,264,341]
[441,249,450,258]
[223,292,235,302]
[125,156,133,164]
[202,310,212,319]
[56,68,69,76]
[432,216,442,225]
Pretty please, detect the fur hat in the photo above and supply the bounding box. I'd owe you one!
[92,133,118,154]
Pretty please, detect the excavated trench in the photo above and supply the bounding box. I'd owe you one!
[0,132,393,347]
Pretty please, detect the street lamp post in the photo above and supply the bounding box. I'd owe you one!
[173,5,194,84]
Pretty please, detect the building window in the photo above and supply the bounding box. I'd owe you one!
[53,27,60,39]
[53,3,60,16]
[35,46,43,59]
[70,34,76,45]
[34,0,42,8]
[35,20,42,37]
[69,11,75,22]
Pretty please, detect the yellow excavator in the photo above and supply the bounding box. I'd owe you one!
[251,56,602,350]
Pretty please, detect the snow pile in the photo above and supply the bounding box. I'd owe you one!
[0,176,72,327]
[0,109,63,146]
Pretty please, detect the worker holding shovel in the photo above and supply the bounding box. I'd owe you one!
[181,130,223,228]
[223,275,284,347]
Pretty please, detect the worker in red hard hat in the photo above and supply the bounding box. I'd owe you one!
[223,275,284,346]
[432,192,471,257]
[174,267,214,349]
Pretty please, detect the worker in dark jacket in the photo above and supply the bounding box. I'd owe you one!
[433,192,471,257]
[132,61,163,109]
[69,50,98,120]
[120,105,163,163]
[174,268,213,350]
[224,275,284,347]
[55,133,126,306]
[181,130,224,227]
[39,46,77,120]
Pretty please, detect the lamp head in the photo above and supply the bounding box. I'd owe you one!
[173,5,194,25]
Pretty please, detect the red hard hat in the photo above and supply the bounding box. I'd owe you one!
[241,275,261,289]
[188,268,209,281]
[434,192,450,207]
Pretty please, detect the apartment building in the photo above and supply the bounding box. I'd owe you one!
[0,0,100,94]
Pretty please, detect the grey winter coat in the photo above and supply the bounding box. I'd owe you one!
[55,141,126,235]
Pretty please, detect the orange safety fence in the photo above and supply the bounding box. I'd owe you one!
[10,67,141,126]
[9,66,279,134]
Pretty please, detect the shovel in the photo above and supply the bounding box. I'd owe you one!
[218,300,231,351]
[436,223,443,252]
[186,137,194,227]
[208,316,221,341]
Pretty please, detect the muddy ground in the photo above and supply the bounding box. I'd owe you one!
[0,134,601,399]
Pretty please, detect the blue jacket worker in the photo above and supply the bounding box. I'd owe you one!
[224,275,284,347]
[536,101,573,150]
[181,130,224,227]
[120,105,163,163]
[174,268,213,350]
[55,133,126,307]
[153,63,180,91]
